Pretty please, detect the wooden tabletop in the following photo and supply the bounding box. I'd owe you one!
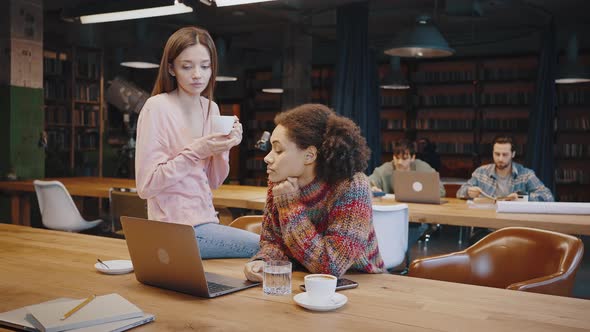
[0,177,267,209]
[373,197,590,235]
[1,224,589,331]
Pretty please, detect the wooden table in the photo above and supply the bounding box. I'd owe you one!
[0,224,589,332]
[0,177,267,226]
[372,197,590,236]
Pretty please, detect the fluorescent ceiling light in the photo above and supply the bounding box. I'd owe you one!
[79,1,193,24]
[215,0,277,7]
[121,61,160,69]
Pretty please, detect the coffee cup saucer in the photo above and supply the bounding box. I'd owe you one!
[293,292,348,311]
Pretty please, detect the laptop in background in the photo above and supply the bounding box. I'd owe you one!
[121,216,260,298]
[392,171,448,205]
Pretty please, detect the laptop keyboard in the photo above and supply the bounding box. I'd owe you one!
[207,281,235,294]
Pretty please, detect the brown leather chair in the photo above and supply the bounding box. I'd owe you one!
[228,215,263,235]
[408,227,584,297]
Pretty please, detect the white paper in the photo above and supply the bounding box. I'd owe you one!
[496,201,590,215]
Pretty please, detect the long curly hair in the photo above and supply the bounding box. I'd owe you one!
[274,104,370,184]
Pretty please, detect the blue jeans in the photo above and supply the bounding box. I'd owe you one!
[194,223,260,259]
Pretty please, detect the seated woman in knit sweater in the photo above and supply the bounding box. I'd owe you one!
[243,104,384,282]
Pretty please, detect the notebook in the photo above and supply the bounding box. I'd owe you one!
[121,216,260,298]
[1,297,154,332]
[25,294,144,332]
[392,171,448,204]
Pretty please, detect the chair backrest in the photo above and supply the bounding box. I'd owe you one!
[109,188,147,233]
[33,180,85,231]
[228,215,263,235]
[410,227,584,296]
[372,204,409,270]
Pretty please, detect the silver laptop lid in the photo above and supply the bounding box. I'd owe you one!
[392,171,443,204]
[121,216,260,297]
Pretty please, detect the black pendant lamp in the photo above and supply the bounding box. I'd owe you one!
[380,57,410,90]
[384,15,454,58]
[262,59,283,94]
[215,37,238,82]
[556,33,590,84]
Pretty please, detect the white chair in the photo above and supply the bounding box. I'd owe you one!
[372,203,409,271]
[33,180,103,232]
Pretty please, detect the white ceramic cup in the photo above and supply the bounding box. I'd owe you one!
[304,274,337,303]
[211,115,235,135]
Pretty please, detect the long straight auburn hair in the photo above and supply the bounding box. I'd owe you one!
[151,26,218,109]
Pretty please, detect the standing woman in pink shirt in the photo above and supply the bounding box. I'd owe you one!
[135,26,259,258]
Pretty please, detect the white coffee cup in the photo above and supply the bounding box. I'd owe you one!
[304,274,337,303]
[211,115,235,135]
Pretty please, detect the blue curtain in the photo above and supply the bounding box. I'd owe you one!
[332,2,382,172]
[526,20,557,195]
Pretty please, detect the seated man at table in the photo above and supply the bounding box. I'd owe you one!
[457,135,554,201]
[244,104,384,282]
[369,139,445,245]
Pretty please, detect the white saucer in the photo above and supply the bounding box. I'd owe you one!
[293,292,348,311]
[94,260,134,274]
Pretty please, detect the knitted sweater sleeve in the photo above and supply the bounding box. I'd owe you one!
[250,185,290,262]
[276,174,373,277]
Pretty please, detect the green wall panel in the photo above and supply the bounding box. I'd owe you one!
[0,84,44,179]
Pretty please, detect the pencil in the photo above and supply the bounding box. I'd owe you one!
[61,294,96,320]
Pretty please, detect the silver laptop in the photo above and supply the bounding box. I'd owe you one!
[121,216,260,298]
[393,171,448,204]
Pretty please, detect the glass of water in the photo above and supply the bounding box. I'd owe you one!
[263,260,292,295]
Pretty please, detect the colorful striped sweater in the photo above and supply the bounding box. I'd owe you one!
[251,172,384,277]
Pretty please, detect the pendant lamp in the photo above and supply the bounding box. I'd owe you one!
[380,57,410,89]
[216,37,238,82]
[384,15,454,58]
[556,33,590,84]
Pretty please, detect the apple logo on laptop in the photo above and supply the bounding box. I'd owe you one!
[157,248,170,265]
[412,181,423,192]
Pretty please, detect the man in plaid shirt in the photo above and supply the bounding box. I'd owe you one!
[457,136,554,202]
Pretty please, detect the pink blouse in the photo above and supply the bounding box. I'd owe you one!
[135,92,229,226]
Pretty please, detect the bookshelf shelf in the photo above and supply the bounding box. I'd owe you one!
[43,46,104,177]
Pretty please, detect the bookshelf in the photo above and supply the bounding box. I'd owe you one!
[43,46,104,177]
[555,54,590,201]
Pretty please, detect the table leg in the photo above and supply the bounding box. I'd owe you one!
[10,195,20,225]
[20,195,31,227]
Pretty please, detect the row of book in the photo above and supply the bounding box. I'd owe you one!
[481,119,528,130]
[555,168,590,184]
[554,144,590,158]
[74,83,100,102]
[479,68,535,81]
[381,119,405,130]
[311,89,331,103]
[45,105,70,125]
[380,95,406,107]
[418,93,475,106]
[412,70,475,83]
[44,79,69,100]
[75,131,99,150]
[558,90,590,105]
[311,68,334,88]
[46,128,71,151]
[43,51,69,75]
[555,118,590,131]
[480,91,532,105]
[415,119,473,130]
[73,105,100,127]
[76,51,101,79]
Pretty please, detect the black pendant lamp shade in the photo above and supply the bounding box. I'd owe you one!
[385,15,454,58]
[262,60,283,94]
[380,56,410,89]
[556,33,590,84]
[215,37,238,82]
